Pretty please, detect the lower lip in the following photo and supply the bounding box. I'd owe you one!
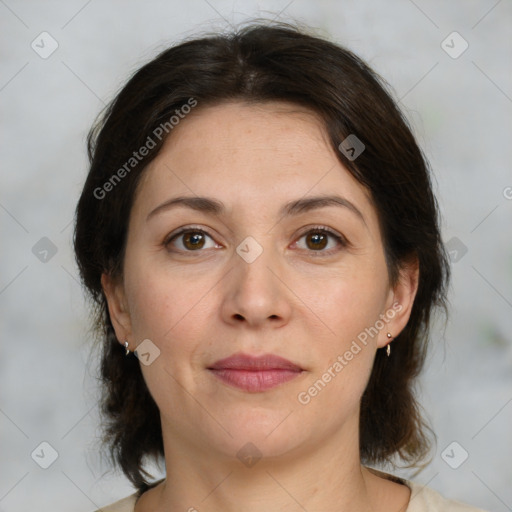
[208,368,302,392]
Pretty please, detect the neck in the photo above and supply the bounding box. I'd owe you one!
[146,415,384,512]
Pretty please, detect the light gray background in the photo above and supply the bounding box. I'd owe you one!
[1,1,511,511]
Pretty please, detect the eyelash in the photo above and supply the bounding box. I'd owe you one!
[164,225,347,256]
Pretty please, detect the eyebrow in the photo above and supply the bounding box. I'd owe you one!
[146,195,366,224]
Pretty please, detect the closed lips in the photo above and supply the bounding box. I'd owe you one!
[208,353,303,371]
[207,353,304,392]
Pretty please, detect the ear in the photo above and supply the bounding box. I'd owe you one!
[101,272,133,347]
[377,257,420,349]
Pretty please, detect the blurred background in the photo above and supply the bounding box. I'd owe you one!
[1,0,511,510]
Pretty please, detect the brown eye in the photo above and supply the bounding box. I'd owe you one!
[305,232,328,250]
[183,231,206,250]
[294,228,345,253]
[166,229,218,252]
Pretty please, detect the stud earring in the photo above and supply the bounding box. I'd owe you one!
[124,341,130,355]
[386,333,392,357]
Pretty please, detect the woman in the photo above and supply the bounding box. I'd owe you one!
[74,22,487,512]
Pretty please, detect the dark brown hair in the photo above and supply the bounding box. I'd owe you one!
[74,21,449,493]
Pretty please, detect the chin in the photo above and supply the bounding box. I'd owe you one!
[210,407,307,460]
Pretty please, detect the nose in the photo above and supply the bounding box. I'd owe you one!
[219,245,293,329]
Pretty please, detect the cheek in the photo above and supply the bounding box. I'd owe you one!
[296,261,389,345]
[292,265,388,408]
[123,258,222,388]
[124,257,213,340]
[123,262,216,409]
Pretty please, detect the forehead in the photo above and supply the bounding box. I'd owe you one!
[133,101,375,221]
[154,101,335,176]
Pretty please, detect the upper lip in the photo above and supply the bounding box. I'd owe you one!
[208,352,303,371]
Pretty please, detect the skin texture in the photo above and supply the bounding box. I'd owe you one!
[102,101,419,511]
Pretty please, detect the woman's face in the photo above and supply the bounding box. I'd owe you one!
[103,101,417,464]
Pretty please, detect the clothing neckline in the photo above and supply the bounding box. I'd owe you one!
[133,468,417,510]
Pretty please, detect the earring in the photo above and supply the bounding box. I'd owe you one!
[386,333,392,357]
[124,341,130,355]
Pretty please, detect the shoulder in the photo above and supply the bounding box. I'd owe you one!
[91,493,138,512]
[406,480,489,512]
[366,467,487,512]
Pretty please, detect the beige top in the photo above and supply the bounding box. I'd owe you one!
[93,475,488,512]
